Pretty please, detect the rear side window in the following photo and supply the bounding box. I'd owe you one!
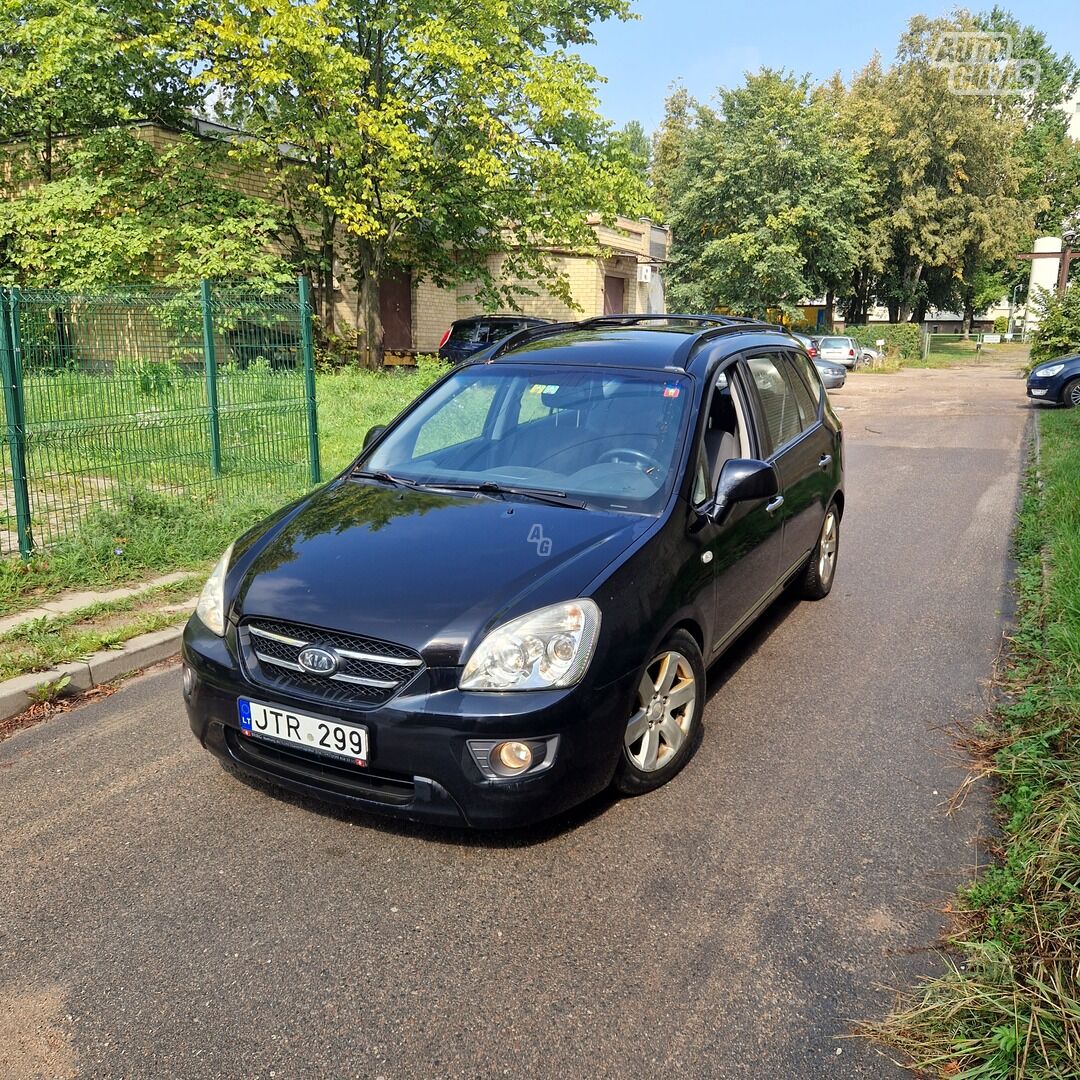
[783,351,822,420]
[745,354,801,452]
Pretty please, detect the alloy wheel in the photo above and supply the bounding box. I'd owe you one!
[818,509,838,586]
[1070,381,1080,407]
[625,651,696,772]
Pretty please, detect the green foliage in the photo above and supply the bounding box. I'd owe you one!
[1,130,291,286]
[845,323,922,359]
[840,13,1032,325]
[650,84,692,222]
[26,673,71,704]
[1029,287,1080,364]
[994,315,1009,334]
[665,71,868,319]
[185,0,647,360]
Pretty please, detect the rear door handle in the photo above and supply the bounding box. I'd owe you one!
[765,495,785,514]
[818,454,832,470]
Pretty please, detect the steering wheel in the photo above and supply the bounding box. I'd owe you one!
[598,447,664,474]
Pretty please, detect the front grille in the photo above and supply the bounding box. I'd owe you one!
[240,617,424,708]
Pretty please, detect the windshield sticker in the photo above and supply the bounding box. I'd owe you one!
[663,384,681,399]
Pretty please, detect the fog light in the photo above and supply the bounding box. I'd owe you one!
[182,663,195,698]
[495,741,533,772]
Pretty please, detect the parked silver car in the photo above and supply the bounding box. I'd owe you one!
[814,359,847,390]
[817,335,861,369]
[790,332,845,390]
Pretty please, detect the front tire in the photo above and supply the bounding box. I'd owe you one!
[613,629,705,796]
[799,503,840,600]
[1063,378,1080,408]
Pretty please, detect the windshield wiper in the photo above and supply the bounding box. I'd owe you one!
[351,468,418,488]
[426,480,587,509]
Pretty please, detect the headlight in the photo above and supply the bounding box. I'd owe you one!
[460,600,601,691]
[1035,364,1065,378]
[195,542,235,636]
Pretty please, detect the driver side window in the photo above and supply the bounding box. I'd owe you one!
[694,371,747,506]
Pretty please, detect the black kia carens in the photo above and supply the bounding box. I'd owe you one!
[183,315,844,828]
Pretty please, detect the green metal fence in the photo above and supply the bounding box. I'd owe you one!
[0,278,320,559]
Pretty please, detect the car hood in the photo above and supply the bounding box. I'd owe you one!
[233,479,654,663]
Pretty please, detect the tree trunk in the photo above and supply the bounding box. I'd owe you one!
[961,303,974,338]
[357,240,384,369]
[887,299,900,323]
[824,289,835,331]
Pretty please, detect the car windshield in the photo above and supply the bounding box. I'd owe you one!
[361,363,692,514]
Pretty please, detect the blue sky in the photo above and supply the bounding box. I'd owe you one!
[580,0,1078,131]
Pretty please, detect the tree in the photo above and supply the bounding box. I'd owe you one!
[185,0,644,365]
[650,84,693,221]
[613,120,651,180]
[0,130,291,287]
[0,0,198,181]
[836,14,1032,328]
[665,70,867,321]
[976,6,1080,235]
[1029,285,1080,364]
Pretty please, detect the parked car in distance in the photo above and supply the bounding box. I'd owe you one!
[817,335,861,369]
[438,314,552,364]
[813,359,847,390]
[791,332,820,360]
[790,332,844,389]
[183,314,845,829]
[859,345,882,365]
[1027,354,1080,407]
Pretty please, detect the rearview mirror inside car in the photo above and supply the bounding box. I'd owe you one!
[363,425,387,450]
[710,459,779,521]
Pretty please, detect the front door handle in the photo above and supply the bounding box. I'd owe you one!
[818,454,833,470]
[765,495,785,514]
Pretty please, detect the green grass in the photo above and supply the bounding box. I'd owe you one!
[316,357,447,474]
[858,339,1032,374]
[0,575,202,679]
[867,410,1080,1077]
[0,359,446,615]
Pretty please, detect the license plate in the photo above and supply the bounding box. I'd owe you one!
[238,698,369,766]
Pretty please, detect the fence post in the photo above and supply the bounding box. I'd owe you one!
[298,275,321,485]
[199,280,222,479]
[0,288,33,559]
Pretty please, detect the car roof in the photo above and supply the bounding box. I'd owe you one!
[483,314,792,374]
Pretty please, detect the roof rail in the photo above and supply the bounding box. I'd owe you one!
[577,313,743,329]
[484,320,581,361]
[483,312,784,367]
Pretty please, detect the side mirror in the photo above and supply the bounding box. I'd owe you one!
[362,424,387,450]
[710,459,778,521]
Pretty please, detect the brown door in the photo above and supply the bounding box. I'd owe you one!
[379,272,413,351]
[603,275,626,315]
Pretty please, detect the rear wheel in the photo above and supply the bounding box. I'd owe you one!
[613,629,705,796]
[799,503,840,600]
[1063,378,1080,408]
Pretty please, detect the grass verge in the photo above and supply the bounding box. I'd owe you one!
[0,575,201,680]
[867,408,1080,1077]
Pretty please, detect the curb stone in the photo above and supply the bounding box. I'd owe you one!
[0,626,184,724]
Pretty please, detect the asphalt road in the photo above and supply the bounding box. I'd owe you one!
[1,361,1030,1080]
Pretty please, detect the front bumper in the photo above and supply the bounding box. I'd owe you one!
[1026,376,1057,402]
[182,617,634,829]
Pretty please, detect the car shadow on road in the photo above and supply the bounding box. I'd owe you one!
[225,589,802,851]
